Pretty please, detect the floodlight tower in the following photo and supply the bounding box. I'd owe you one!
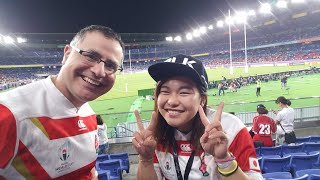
[227,9,234,75]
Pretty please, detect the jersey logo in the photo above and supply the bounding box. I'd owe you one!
[180,144,192,152]
[56,141,75,173]
[164,57,196,69]
[78,120,87,130]
[59,141,72,161]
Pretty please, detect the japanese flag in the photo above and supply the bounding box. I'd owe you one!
[249,157,260,171]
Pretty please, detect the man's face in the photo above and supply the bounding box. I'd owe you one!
[56,31,123,107]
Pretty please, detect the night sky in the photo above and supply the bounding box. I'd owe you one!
[0,0,261,34]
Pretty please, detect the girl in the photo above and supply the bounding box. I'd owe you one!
[133,54,262,180]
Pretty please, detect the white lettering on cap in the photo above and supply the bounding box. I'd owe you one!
[165,57,196,69]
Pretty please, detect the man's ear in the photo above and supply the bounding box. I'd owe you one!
[62,45,72,65]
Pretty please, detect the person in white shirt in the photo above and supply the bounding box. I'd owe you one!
[273,96,295,145]
[97,115,109,154]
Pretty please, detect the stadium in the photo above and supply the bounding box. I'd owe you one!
[1,0,320,179]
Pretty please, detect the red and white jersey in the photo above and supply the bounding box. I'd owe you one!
[252,115,277,137]
[0,77,98,179]
[153,110,263,180]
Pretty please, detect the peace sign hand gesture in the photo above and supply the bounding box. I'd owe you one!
[199,102,229,159]
[132,110,158,161]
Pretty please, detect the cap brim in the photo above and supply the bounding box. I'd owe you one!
[148,62,202,86]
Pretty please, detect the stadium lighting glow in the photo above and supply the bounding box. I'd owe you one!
[186,33,193,40]
[17,37,27,43]
[248,10,256,16]
[291,0,305,3]
[193,29,200,37]
[208,25,213,30]
[259,3,272,14]
[225,16,234,25]
[217,20,224,27]
[276,0,288,8]
[4,36,14,44]
[235,11,248,24]
[174,36,181,42]
[165,36,173,41]
[199,26,207,34]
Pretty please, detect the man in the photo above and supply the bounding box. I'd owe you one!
[0,25,124,179]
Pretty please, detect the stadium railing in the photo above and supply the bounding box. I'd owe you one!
[106,96,320,138]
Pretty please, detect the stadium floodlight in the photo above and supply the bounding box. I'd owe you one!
[225,16,234,25]
[174,36,181,42]
[248,9,256,16]
[186,33,193,40]
[4,36,14,44]
[199,26,207,34]
[17,37,27,43]
[276,0,288,8]
[165,36,173,41]
[193,29,200,37]
[235,11,248,24]
[217,20,224,27]
[208,25,213,30]
[259,3,272,14]
[291,0,305,3]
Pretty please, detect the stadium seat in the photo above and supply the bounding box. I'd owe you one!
[282,144,304,156]
[289,152,320,175]
[98,159,122,180]
[308,174,320,180]
[258,156,263,168]
[303,143,320,154]
[295,137,311,144]
[256,147,261,156]
[295,169,320,178]
[98,170,111,180]
[260,146,282,156]
[262,172,292,180]
[309,136,320,143]
[109,152,130,173]
[97,154,111,162]
[269,174,309,180]
[261,155,291,173]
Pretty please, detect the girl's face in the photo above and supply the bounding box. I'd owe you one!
[157,76,204,133]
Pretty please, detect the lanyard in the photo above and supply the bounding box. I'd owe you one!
[172,141,195,180]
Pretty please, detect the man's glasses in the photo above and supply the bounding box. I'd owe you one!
[70,45,123,74]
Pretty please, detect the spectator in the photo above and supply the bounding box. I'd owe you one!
[97,115,109,155]
[256,79,261,97]
[252,104,277,147]
[132,54,262,179]
[0,25,124,179]
[273,96,295,145]
[218,83,225,96]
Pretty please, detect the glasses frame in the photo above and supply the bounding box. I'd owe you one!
[70,45,123,74]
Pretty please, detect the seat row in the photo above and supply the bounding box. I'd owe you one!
[263,169,320,180]
[296,136,320,144]
[96,152,130,180]
[256,142,320,157]
[258,152,320,175]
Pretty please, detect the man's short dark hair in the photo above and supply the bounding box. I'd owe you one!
[70,25,125,57]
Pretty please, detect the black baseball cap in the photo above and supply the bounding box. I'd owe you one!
[257,104,266,109]
[148,54,208,91]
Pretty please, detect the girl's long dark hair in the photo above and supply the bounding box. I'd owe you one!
[152,78,207,154]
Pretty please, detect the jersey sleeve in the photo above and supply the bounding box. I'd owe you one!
[252,116,259,133]
[229,128,260,172]
[0,104,18,169]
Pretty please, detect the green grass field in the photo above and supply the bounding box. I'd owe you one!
[89,65,320,127]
